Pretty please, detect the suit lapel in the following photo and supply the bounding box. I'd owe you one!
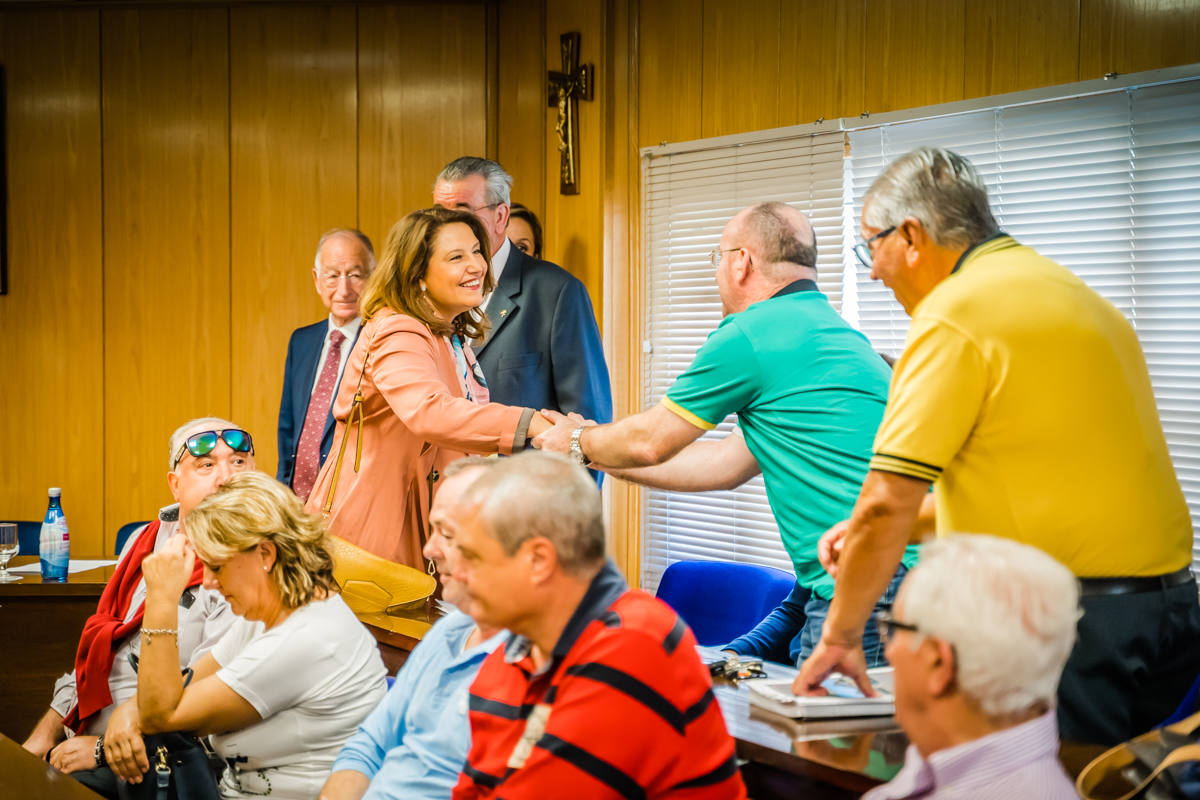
[297,323,326,417]
[478,245,524,355]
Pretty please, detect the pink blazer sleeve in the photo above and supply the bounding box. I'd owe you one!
[369,313,532,455]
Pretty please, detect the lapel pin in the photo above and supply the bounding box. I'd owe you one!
[500,309,508,316]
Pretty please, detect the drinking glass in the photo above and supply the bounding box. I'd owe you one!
[0,523,19,582]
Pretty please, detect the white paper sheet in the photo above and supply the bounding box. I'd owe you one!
[9,559,117,575]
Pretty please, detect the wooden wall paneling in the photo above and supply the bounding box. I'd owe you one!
[229,5,358,479]
[0,11,105,555]
[637,0,701,148]
[358,3,490,250]
[1079,0,1200,79]
[543,0,605,310]
[700,0,782,138]
[102,8,231,539]
[863,0,967,114]
[964,0,1080,98]
[496,0,547,221]
[601,0,642,584]
[779,0,867,124]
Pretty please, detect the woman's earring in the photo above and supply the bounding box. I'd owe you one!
[420,281,427,293]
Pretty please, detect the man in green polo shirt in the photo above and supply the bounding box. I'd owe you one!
[535,201,917,665]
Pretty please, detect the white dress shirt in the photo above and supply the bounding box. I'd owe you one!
[482,238,512,313]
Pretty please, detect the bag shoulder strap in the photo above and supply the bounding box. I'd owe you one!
[1077,711,1200,800]
[323,322,378,514]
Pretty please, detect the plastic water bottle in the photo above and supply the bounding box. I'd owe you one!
[39,488,69,582]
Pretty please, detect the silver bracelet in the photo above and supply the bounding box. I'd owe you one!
[141,627,179,644]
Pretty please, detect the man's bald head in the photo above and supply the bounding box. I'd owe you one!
[730,202,816,281]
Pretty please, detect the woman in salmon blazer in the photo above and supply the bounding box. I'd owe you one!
[306,207,550,568]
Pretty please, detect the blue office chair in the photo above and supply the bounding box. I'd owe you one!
[654,560,795,647]
[115,521,151,557]
[13,521,41,556]
[1162,672,1200,726]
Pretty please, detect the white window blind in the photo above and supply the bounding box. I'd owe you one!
[640,130,844,592]
[847,77,1200,572]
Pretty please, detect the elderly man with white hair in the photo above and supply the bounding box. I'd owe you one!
[863,535,1080,800]
[277,228,374,500]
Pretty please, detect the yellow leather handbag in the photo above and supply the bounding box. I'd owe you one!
[1076,711,1200,800]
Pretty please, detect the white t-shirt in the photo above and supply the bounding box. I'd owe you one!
[209,594,387,799]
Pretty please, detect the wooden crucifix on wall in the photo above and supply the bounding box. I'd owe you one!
[548,32,593,195]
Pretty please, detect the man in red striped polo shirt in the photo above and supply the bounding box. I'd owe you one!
[447,451,746,800]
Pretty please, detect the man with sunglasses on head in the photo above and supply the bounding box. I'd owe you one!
[22,417,254,798]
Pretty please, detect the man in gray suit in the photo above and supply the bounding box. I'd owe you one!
[433,157,611,428]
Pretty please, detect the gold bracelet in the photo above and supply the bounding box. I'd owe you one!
[141,627,179,645]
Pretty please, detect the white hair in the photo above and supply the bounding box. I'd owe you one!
[313,228,375,273]
[435,156,513,208]
[863,147,999,250]
[168,416,242,471]
[900,534,1079,717]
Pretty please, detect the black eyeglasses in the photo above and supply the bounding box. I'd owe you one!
[172,429,254,470]
[875,610,920,645]
[853,226,897,268]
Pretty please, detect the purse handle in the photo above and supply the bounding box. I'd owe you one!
[1077,711,1200,800]
[323,323,378,514]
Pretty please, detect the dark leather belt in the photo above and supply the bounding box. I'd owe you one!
[1079,566,1194,597]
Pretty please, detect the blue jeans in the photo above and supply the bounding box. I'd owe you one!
[798,564,908,667]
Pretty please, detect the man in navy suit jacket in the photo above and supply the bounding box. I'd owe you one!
[276,229,374,495]
[433,157,612,429]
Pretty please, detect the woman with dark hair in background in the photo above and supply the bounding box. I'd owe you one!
[507,203,543,261]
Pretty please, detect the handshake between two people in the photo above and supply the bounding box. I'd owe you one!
[529,409,597,462]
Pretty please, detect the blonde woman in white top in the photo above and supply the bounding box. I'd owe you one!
[109,471,386,799]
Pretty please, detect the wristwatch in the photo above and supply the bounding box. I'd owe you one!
[569,426,588,465]
[94,735,106,768]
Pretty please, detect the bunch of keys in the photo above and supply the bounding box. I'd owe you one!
[707,653,767,683]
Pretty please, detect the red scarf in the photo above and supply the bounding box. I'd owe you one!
[63,519,204,732]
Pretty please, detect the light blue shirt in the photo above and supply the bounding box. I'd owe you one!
[331,610,506,800]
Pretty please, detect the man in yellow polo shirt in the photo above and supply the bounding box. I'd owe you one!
[795,146,1200,746]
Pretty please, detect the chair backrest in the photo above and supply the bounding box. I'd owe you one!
[655,559,796,646]
[115,521,151,557]
[13,521,41,556]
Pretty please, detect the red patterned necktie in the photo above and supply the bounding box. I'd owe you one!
[292,329,346,500]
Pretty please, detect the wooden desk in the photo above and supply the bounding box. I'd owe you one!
[714,679,903,799]
[0,557,113,741]
[0,734,102,798]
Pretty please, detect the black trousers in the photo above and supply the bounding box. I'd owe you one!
[1058,577,1200,745]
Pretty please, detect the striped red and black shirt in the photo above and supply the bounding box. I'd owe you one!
[453,561,747,800]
